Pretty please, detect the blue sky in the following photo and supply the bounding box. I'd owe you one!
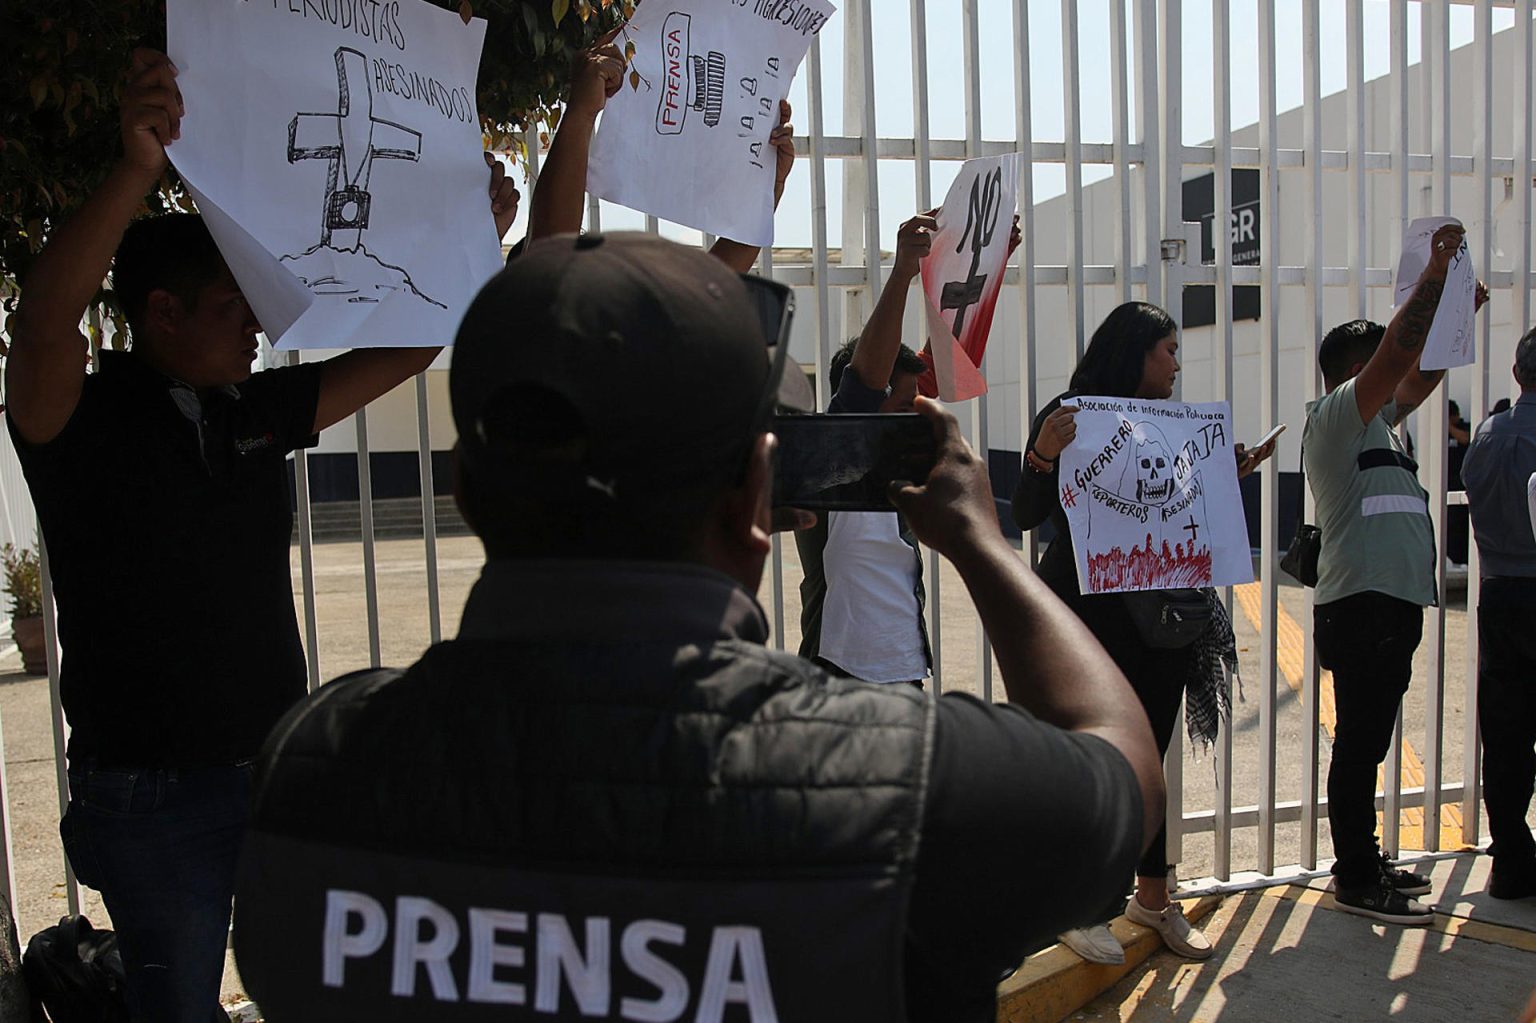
[591,1,1517,249]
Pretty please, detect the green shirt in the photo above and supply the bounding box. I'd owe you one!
[1303,377,1437,607]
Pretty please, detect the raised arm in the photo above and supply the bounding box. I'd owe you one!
[1393,277,1490,424]
[1351,223,1462,426]
[711,101,797,274]
[7,48,179,445]
[525,31,624,242]
[842,212,936,390]
[895,398,1164,849]
[310,154,520,434]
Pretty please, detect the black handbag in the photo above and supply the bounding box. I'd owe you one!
[1280,446,1320,587]
[21,915,129,1023]
[1122,588,1211,649]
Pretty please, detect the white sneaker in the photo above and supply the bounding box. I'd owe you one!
[1057,924,1125,965]
[1125,897,1214,960]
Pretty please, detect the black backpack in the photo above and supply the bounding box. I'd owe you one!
[21,916,127,1023]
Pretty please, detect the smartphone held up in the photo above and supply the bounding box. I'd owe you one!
[772,413,938,512]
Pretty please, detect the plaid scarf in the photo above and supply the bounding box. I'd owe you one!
[1184,588,1239,749]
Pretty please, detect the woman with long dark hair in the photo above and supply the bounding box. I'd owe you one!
[1012,300,1274,965]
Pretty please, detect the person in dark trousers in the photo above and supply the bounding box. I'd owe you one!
[4,48,519,1022]
[231,233,1164,1023]
[1461,329,1536,900]
[1302,223,1487,926]
[1012,300,1275,966]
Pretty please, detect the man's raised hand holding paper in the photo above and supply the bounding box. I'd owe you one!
[528,31,797,272]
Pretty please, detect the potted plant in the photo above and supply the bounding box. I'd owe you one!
[0,542,45,675]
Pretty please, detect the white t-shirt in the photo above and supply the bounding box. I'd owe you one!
[819,511,928,683]
[1527,471,1536,542]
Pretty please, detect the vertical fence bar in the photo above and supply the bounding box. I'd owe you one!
[1156,0,1184,872]
[1419,0,1453,855]
[1520,1,1535,344]
[1204,0,1234,878]
[1062,0,1086,358]
[961,0,992,702]
[1464,0,1495,849]
[0,710,18,928]
[807,38,834,409]
[1346,1,1367,321]
[414,373,442,646]
[354,410,382,668]
[288,350,322,691]
[857,0,881,306]
[1159,0,1184,334]
[1014,0,1040,575]
[1110,0,1133,305]
[1136,0,1162,308]
[905,3,942,692]
[1384,0,1410,857]
[1254,0,1282,882]
[1299,0,1327,872]
[38,536,77,915]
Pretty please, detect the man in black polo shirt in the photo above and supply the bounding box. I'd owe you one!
[5,48,519,1023]
[231,233,1163,1022]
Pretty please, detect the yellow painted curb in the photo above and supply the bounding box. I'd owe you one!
[994,895,1222,1023]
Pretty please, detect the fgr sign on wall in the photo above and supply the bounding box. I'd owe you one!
[1182,169,1260,329]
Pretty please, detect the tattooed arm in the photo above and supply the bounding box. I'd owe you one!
[1351,224,1463,427]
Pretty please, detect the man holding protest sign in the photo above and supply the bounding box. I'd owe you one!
[5,47,518,1022]
[1303,222,1488,926]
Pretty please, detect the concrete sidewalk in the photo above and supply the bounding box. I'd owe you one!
[1063,854,1536,1023]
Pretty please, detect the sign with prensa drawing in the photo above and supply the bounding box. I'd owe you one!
[166,0,504,349]
[587,0,836,247]
[1057,397,1253,594]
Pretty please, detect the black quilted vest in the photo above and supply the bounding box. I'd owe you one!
[234,565,935,1023]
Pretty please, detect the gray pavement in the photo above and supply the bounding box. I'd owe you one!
[0,534,1529,1013]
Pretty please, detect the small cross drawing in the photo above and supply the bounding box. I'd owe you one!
[288,47,422,251]
[1183,516,1201,544]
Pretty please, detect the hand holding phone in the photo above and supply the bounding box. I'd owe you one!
[772,413,938,511]
[1236,423,1284,479]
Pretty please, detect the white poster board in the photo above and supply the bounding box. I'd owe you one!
[587,0,835,247]
[1393,215,1476,371]
[1057,397,1253,594]
[167,0,504,349]
[919,152,1021,402]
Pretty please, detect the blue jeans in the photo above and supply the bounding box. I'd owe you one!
[61,762,252,1023]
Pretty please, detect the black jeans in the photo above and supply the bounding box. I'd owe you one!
[62,762,251,1023]
[1478,576,1536,874]
[1314,591,1424,888]
[1067,589,1193,879]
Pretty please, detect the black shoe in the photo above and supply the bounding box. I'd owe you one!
[1379,851,1432,896]
[1489,864,1536,900]
[1333,877,1434,925]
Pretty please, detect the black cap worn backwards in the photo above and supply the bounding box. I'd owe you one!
[452,232,811,504]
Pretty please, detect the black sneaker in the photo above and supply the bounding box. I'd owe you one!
[1334,877,1434,926]
[1379,851,1432,896]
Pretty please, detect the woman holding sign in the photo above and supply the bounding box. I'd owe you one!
[1011,301,1275,966]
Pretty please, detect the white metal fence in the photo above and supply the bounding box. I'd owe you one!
[7,0,1533,927]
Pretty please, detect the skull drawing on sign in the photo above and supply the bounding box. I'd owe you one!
[1117,421,1176,506]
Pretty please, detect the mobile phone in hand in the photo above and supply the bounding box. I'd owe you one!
[771,413,938,511]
